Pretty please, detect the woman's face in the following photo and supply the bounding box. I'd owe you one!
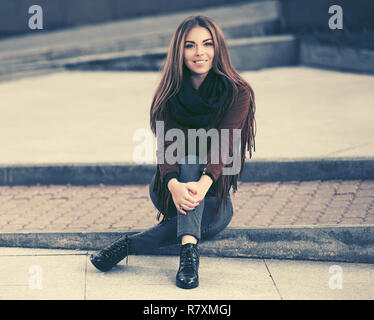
[183,26,214,76]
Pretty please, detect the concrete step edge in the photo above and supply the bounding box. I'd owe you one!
[1,157,373,185]
[1,225,373,263]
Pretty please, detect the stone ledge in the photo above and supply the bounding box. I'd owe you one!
[0,157,373,186]
[1,225,373,263]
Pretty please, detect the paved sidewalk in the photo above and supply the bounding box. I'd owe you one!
[0,180,373,233]
[1,247,373,300]
[0,67,373,164]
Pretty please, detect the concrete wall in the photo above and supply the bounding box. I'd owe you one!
[0,0,252,38]
[279,0,374,33]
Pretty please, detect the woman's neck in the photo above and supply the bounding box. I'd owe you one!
[190,72,208,90]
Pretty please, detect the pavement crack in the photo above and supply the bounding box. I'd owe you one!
[263,259,283,300]
[83,252,88,300]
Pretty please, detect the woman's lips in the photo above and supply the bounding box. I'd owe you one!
[193,60,208,65]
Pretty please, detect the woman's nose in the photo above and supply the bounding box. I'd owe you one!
[195,45,205,56]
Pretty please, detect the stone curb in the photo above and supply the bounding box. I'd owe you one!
[0,157,373,186]
[1,225,373,264]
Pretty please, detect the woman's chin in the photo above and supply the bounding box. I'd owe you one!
[188,67,211,76]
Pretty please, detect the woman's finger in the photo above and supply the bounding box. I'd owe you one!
[188,193,200,204]
[184,184,199,200]
[178,205,191,215]
[186,184,198,195]
[181,203,196,211]
[183,198,200,208]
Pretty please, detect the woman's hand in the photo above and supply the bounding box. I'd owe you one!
[168,180,201,215]
[185,174,213,206]
[185,181,209,203]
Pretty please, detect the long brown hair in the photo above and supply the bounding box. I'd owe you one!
[150,15,256,220]
[150,15,256,144]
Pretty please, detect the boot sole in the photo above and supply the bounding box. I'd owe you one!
[176,278,199,289]
[90,254,114,272]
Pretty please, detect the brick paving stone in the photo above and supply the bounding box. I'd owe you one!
[297,210,321,218]
[0,180,373,232]
[328,201,350,209]
[293,217,319,225]
[278,208,302,217]
[343,209,367,218]
[2,224,26,232]
[364,215,374,223]
[339,218,366,225]
[303,204,327,212]
[270,218,295,226]
[356,189,374,198]
[282,202,305,210]
[323,207,346,215]
[360,181,374,189]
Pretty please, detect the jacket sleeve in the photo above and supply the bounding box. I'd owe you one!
[200,86,251,183]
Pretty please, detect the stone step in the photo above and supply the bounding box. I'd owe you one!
[61,35,298,71]
[1,34,297,81]
[0,1,282,80]
[0,1,281,55]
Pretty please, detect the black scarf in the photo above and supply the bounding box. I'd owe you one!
[167,67,232,128]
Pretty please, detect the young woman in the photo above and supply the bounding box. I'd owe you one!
[90,15,256,290]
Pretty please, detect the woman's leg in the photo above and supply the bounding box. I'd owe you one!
[90,155,233,272]
[176,155,205,244]
[129,155,234,254]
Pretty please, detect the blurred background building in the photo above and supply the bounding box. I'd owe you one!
[0,0,374,82]
[0,0,373,171]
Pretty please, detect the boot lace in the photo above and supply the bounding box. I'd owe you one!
[180,245,198,271]
[101,235,130,265]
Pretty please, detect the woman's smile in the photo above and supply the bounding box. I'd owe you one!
[193,59,208,64]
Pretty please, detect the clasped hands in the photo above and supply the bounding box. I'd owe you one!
[168,177,212,215]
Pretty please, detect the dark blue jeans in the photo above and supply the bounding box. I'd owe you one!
[129,155,234,255]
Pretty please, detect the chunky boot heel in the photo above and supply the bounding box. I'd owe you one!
[90,235,131,272]
[176,243,199,289]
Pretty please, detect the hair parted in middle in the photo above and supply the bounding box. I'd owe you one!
[150,15,255,145]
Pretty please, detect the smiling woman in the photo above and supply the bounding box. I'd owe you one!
[90,15,256,290]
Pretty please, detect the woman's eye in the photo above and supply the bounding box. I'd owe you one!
[185,43,213,49]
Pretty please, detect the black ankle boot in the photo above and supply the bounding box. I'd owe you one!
[90,235,131,272]
[176,243,199,289]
